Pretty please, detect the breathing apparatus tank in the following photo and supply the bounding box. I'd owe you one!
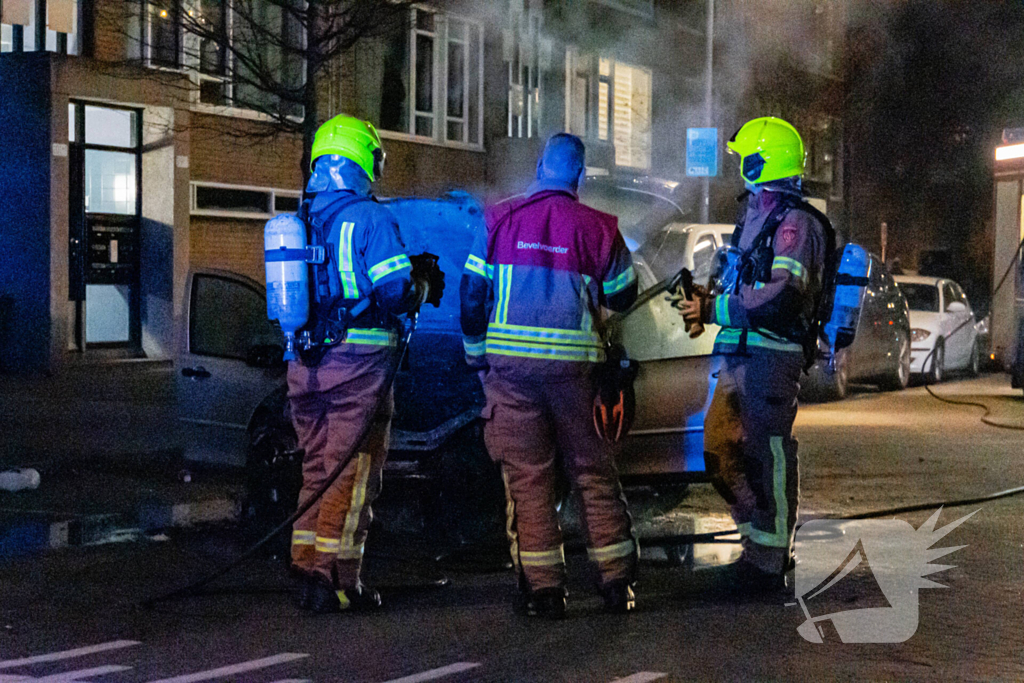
[823,243,870,356]
[264,214,313,361]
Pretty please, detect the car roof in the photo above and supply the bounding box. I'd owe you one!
[894,275,944,286]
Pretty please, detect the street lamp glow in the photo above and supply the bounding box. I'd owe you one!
[995,143,1024,161]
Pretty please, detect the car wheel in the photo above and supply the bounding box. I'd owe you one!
[244,410,301,555]
[879,333,911,391]
[801,349,849,402]
[926,340,945,384]
[967,342,980,377]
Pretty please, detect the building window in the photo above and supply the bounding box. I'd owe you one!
[1,0,79,53]
[190,181,301,219]
[142,0,305,118]
[504,6,546,139]
[599,59,652,169]
[373,7,483,148]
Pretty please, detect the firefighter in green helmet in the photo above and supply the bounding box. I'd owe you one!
[679,116,828,591]
[288,115,443,613]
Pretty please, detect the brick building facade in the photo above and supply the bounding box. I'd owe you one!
[1,0,846,374]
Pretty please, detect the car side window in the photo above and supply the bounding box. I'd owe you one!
[942,283,957,311]
[691,233,717,283]
[190,275,281,359]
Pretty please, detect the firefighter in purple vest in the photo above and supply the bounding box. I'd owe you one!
[460,134,639,618]
[679,117,827,591]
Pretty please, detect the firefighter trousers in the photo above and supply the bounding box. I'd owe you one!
[287,345,395,588]
[482,369,637,591]
[703,351,803,575]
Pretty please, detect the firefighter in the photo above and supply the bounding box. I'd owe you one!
[289,115,443,613]
[679,117,827,591]
[460,133,640,618]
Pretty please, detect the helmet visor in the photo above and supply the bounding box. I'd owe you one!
[741,153,766,182]
[373,148,386,181]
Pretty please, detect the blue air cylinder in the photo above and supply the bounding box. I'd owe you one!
[824,243,870,354]
[264,215,310,361]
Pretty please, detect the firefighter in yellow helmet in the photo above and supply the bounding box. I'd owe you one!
[288,115,443,613]
[679,117,828,591]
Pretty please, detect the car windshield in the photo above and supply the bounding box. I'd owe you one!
[579,184,684,248]
[898,283,940,312]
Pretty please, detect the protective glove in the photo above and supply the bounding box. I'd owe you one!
[410,252,446,307]
[667,281,709,339]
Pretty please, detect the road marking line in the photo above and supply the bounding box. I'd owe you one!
[382,662,482,683]
[0,675,33,682]
[34,665,133,682]
[143,653,309,683]
[0,641,141,670]
[610,674,669,683]
[267,680,312,683]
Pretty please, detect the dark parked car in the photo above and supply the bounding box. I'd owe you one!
[801,252,912,402]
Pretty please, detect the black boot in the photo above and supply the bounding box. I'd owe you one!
[598,580,636,614]
[307,576,383,614]
[730,558,786,594]
[293,569,316,611]
[517,586,568,620]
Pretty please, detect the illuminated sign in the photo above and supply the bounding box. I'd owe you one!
[995,143,1024,161]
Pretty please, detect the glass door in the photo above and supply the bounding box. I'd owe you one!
[69,103,143,350]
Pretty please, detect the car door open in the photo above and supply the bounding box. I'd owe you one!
[607,269,716,482]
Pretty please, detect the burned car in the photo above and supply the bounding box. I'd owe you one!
[176,191,717,535]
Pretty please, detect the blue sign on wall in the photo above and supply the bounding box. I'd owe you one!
[686,127,718,177]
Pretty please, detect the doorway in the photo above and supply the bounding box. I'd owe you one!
[68,103,143,351]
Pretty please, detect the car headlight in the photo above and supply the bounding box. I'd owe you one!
[911,328,931,342]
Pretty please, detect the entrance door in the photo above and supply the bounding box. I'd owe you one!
[68,103,143,351]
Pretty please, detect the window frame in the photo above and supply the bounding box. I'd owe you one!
[377,6,484,152]
[188,273,276,360]
[189,180,301,219]
[142,0,306,121]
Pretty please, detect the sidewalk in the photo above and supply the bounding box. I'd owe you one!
[0,361,243,560]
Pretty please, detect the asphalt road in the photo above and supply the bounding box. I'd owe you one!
[1,376,1022,682]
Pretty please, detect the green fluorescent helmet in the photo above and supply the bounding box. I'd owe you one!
[726,116,805,185]
[310,115,385,181]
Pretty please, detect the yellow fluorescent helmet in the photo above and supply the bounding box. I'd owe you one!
[310,115,385,181]
[726,116,805,185]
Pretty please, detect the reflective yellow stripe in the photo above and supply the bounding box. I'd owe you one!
[501,469,520,574]
[747,436,791,549]
[315,536,340,553]
[587,539,636,563]
[463,338,486,356]
[714,327,803,353]
[485,339,605,362]
[495,264,513,324]
[342,328,397,347]
[519,547,566,567]
[602,265,637,296]
[488,323,602,347]
[291,530,316,546]
[580,274,593,332]
[716,294,732,327]
[339,451,371,560]
[338,222,359,298]
[464,254,490,279]
[335,590,351,610]
[772,256,806,281]
[368,254,412,283]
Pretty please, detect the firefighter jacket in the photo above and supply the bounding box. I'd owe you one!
[709,182,827,356]
[460,183,638,376]
[307,190,418,349]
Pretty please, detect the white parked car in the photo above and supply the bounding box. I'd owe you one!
[894,275,981,382]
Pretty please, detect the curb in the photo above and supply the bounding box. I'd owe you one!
[0,497,240,561]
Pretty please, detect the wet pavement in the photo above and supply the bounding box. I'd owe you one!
[0,374,1022,681]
